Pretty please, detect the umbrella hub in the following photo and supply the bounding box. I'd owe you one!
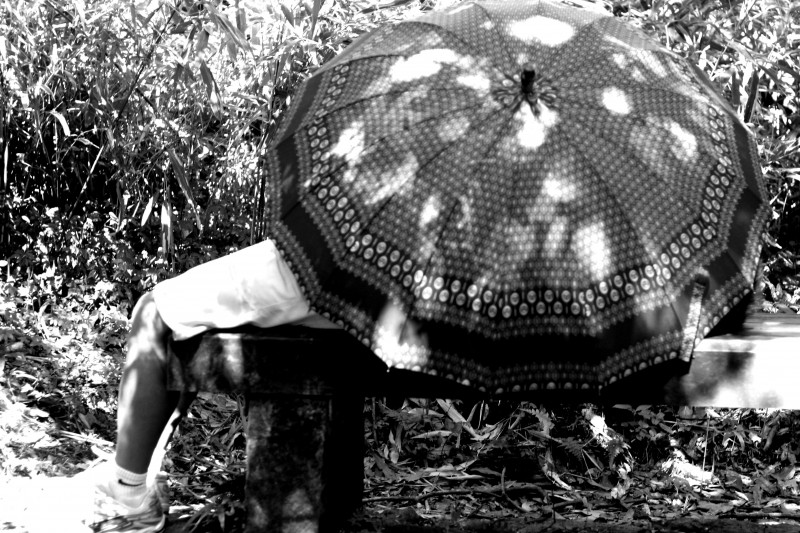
[519,67,558,114]
[495,65,558,115]
[521,68,537,95]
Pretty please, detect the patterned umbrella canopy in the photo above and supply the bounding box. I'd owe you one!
[266,0,768,396]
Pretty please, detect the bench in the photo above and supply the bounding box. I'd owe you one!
[166,312,800,533]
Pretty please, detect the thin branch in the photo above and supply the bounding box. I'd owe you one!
[719,512,800,521]
[363,482,549,504]
[501,466,526,512]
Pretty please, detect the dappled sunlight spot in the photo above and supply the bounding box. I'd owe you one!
[419,195,443,229]
[516,104,559,150]
[629,66,647,83]
[630,117,699,171]
[574,221,611,281]
[456,72,491,93]
[452,194,475,239]
[341,165,359,185]
[437,114,471,142]
[601,87,631,115]
[374,301,428,368]
[281,488,316,533]
[667,121,698,162]
[609,49,648,82]
[638,51,669,78]
[330,120,366,163]
[611,52,630,69]
[603,34,641,51]
[367,153,419,204]
[509,16,575,46]
[389,48,460,82]
[543,173,578,202]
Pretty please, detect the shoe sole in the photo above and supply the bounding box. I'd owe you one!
[90,511,165,532]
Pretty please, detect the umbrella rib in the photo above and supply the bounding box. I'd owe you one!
[559,69,724,112]
[541,18,672,82]
[561,109,700,217]
[396,105,515,342]
[400,13,517,77]
[313,84,487,126]
[356,100,511,231]
[564,117,762,330]
[351,101,512,327]
[545,19,714,105]
[393,199,462,343]
[557,123,665,270]
[556,130,698,338]
[469,2,523,77]
[404,101,511,195]
[306,99,498,199]
[390,102,508,341]
[540,19,622,79]
[576,97,724,175]
[278,97,505,233]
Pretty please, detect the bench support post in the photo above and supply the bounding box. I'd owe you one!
[244,394,364,533]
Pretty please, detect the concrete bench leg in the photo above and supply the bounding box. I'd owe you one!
[245,394,364,533]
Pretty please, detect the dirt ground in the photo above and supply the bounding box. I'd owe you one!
[165,506,800,533]
[158,507,800,533]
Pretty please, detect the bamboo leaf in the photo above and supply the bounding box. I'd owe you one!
[198,59,223,118]
[167,148,203,231]
[236,7,246,33]
[195,28,209,53]
[50,110,71,137]
[309,0,323,38]
[141,193,157,226]
[227,40,238,62]
[280,2,295,26]
[207,6,250,51]
[161,198,173,254]
[743,70,760,123]
[412,430,454,440]
[129,1,136,28]
[3,143,7,189]
[731,68,740,109]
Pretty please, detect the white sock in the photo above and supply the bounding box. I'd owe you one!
[113,464,148,507]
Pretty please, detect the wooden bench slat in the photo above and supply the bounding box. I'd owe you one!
[695,313,800,348]
[669,313,800,408]
[167,326,386,396]
[168,313,800,406]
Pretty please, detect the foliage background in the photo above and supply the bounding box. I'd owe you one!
[1,0,799,530]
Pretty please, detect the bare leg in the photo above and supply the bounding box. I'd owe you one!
[115,292,185,474]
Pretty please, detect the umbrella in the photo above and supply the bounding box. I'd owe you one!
[264,0,768,397]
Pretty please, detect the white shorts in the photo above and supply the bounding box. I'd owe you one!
[152,239,336,340]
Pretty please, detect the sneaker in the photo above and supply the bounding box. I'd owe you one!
[152,472,170,515]
[85,470,167,533]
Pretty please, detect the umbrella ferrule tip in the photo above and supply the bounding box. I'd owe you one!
[521,68,537,94]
